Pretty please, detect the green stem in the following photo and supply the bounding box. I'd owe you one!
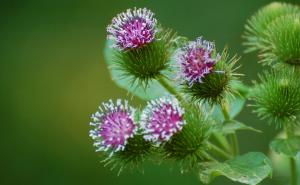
[229,134,239,156]
[211,133,231,153]
[220,102,239,156]
[221,103,230,120]
[285,125,297,185]
[290,157,297,185]
[201,151,218,162]
[208,142,232,160]
[156,75,184,102]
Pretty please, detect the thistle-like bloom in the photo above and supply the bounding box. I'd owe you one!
[89,99,137,156]
[107,8,157,50]
[175,37,220,86]
[141,96,185,144]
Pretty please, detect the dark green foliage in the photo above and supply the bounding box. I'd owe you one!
[111,27,178,87]
[243,2,300,53]
[103,135,153,173]
[261,14,300,66]
[163,103,211,171]
[251,67,300,127]
[183,50,239,104]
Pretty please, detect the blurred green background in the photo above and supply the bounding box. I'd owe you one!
[1,0,299,185]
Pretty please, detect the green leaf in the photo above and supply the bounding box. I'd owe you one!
[270,136,300,157]
[216,120,261,134]
[229,96,246,118]
[103,40,168,100]
[207,95,246,122]
[199,152,272,185]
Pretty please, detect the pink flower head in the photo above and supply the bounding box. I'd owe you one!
[89,99,137,156]
[175,37,220,86]
[107,8,157,50]
[141,96,185,144]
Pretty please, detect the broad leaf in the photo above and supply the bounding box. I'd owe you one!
[270,136,300,157]
[199,152,272,185]
[103,40,168,100]
[207,96,246,122]
[214,120,261,134]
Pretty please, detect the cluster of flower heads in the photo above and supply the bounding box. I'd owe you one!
[141,96,185,144]
[175,37,220,87]
[90,96,185,157]
[107,7,221,88]
[92,7,225,158]
[107,8,157,50]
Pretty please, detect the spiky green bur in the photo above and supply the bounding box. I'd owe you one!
[183,50,239,104]
[163,103,211,171]
[243,2,300,53]
[261,14,300,65]
[103,134,153,172]
[111,28,177,87]
[251,68,300,127]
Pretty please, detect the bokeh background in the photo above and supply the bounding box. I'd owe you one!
[1,0,299,185]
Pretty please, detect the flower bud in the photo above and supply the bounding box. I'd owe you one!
[261,14,300,66]
[251,68,300,127]
[243,2,300,53]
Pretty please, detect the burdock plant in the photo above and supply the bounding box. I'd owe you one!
[244,2,300,185]
[88,3,300,185]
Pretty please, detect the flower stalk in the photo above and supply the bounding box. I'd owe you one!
[156,74,185,102]
[208,142,232,160]
[285,125,298,185]
[221,102,239,156]
[289,157,297,185]
[211,133,232,153]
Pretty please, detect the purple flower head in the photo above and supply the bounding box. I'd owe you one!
[175,37,220,86]
[107,8,157,50]
[141,96,186,145]
[89,99,137,156]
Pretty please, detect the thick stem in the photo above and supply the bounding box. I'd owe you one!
[228,134,239,156]
[220,102,239,156]
[211,133,231,153]
[201,151,218,162]
[285,125,298,185]
[208,142,232,160]
[290,157,297,185]
[156,75,184,102]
